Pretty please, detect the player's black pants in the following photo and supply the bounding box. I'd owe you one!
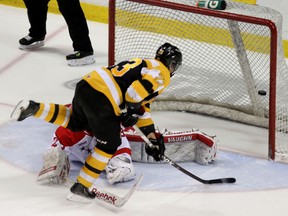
[68,80,121,155]
[23,0,93,52]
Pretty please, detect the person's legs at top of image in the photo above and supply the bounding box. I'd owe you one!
[19,0,49,50]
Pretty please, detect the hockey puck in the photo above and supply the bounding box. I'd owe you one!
[258,90,267,96]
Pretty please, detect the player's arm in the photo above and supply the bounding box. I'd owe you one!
[125,60,169,104]
[132,103,164,161]
[121,60,168,127]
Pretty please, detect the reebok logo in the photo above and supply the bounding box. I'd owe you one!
[92,188,117,204]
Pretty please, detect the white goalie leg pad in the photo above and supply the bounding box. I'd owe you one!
[105,155,136,184]
[195,133,219,165]
[37,145,70,184]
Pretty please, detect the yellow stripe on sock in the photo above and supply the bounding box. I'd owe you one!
[44,104,55,122]
[94,147,114,159]
[81,166,101,179]
[77,176,94,188]
[54,105,71,126]
[34,103,44,118]
[85,156,108,172]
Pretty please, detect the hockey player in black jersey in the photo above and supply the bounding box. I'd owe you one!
[11,43,182,202]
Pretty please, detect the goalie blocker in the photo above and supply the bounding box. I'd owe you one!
[125,127,218,165]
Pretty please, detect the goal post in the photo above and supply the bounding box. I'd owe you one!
[108,0,288,161]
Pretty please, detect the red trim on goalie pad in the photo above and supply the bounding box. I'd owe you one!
[113,147,132,157]
[125,131,214,147]
[197,134,214,147]
[125,133,199,144]
[38,166,57,176]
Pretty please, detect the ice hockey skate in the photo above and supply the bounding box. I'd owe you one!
[66,51,95,66]
[10,100,40,121]
[19,35,44,50]
[67,182,96,203]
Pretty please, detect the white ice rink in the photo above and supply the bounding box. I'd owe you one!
[1,5,288,216]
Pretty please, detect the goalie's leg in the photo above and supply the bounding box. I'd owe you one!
[37,145,70,184]
[195,132,219,165]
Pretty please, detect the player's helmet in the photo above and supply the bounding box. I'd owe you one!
[155,43,182,77]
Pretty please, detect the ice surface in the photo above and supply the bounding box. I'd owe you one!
[1,5,288,216]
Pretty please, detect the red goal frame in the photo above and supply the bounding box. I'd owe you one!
[108,0,278,160]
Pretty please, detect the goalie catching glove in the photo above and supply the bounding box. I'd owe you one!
[145,133,165,161]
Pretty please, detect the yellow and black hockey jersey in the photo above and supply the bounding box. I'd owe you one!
[82,58,171,127]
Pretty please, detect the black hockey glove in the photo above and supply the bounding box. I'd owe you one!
[121,112,139,127]
[121,102,145,128]
[145,133,165,161]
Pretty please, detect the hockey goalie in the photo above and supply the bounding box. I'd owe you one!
[37,126,218,185]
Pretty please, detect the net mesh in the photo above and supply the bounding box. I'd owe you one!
[112,0,288,160]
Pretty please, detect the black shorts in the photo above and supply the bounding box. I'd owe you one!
[67,80,121,154]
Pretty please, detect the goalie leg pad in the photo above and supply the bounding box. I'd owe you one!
[105,155,136,184]
[37,146,70,184]
[195,139,218,165]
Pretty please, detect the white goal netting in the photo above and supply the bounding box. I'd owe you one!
[110,0,288,161]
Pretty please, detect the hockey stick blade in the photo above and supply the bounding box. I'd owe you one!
[92,173,143,208]
[132,126,236,185]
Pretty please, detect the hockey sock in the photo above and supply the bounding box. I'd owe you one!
[34,103,72,127]
[77,147,113,188]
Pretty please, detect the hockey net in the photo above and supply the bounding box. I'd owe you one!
[108,0,288,161]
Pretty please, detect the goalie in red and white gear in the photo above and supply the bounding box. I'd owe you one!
[37,124,218,185]
[37,126,136,185]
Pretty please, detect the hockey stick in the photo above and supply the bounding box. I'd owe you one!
[91,173,143,207]
[67,173,143,207]
[133,126,236,184]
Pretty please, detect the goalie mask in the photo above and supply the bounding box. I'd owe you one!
[155,43,182,77]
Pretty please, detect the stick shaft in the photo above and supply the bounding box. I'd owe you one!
[132,126,236,184]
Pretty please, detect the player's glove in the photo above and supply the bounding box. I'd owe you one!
[121,112,139,127]
[145,133,165,161]
[121,102,145,127]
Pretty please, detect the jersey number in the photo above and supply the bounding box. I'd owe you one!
[110,59,142,77]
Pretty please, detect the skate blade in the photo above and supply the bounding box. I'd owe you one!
[67,56,95,66]
[19,41,44,50]
[10,100,29,120]
[66,192,93,204]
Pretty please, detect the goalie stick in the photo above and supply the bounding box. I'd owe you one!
[133,126,236,184]
[67,173,143,207]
